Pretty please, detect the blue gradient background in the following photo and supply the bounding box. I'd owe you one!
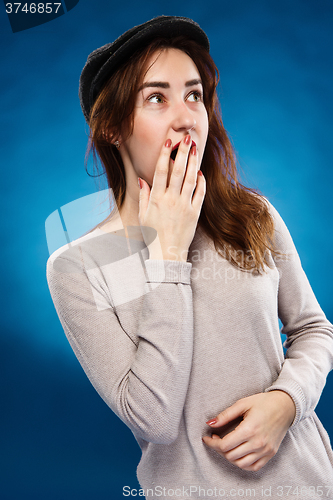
[1,1,332,498]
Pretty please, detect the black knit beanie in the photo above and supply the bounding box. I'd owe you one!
[79,15,210,123]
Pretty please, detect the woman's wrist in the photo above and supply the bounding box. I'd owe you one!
[269,390,296,427]
[148,250,188,262]
[148,242,188,262]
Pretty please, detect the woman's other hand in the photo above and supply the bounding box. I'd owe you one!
[138,135,206,262]
[202,391,296,471]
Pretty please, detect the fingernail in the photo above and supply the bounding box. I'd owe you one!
[198,170,203,176]
[184,134,191,145]
[191,145,197,155]
[165,139,172,148]
[138,177,143,189]
[206,418,218,425]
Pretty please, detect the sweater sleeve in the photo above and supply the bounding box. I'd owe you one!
[265,203,333,426]
[46,241,193,445]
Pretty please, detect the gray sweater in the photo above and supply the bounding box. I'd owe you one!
[47,201,333,499]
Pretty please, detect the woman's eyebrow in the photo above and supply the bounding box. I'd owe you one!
[138,82,170,91]
[138,79,203,92]
[185,79,202,87]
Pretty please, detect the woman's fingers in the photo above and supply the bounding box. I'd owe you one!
[138,177,150,225]
[203,392,294,472]
[202,433,274,472]
[139,134,205,260]
[240,456,270,472]
[167,134,193,195]
[150,139,173,195]
[180,144,198,195]
[223,439,265,462]
[202,427,248,458]
[167,136,205,213]
[150,134,201,204]
[202,435,258,462]
[191,170,206,212]
[231,448,273,471]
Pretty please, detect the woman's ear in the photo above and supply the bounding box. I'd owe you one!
[102,130,122,148]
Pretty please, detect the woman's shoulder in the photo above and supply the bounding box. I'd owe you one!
[47,224,147,278]
[251,194,287,231]
[46,228,102,276]
[258,197,300,260]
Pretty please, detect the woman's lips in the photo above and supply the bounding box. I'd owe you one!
[170,140,196,162]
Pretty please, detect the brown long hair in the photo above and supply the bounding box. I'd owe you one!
[87,36,277,273]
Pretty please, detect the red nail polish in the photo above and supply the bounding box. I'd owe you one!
[206,418,217,425]
[165,139,172,148]
[138,177,143,189]
[191,145,197,155]
[198,170,203,176]
[184,134,191,145]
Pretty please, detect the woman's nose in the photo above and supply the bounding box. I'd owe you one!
[171,102,196,132]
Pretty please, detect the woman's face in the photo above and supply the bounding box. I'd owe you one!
[119,48,209,187]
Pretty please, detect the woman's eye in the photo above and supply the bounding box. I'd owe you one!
[187,91,203,102]
[147,94,164,104]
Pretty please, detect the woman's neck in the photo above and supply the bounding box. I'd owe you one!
[99,194,141,237]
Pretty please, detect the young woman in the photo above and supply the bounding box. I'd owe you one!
[47,16,333,499]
